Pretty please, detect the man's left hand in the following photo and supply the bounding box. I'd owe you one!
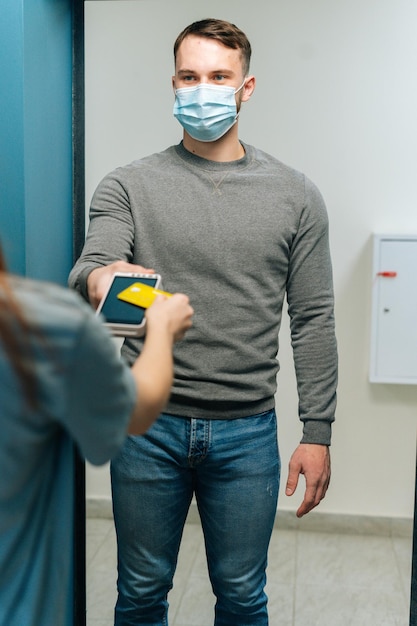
[285,443,331,518]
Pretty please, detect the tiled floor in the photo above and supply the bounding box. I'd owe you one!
[86,517,412,625]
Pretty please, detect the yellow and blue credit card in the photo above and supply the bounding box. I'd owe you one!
[117,281,172,309]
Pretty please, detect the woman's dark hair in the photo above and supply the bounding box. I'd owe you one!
[0,246,38,408]
[174,18,252,76]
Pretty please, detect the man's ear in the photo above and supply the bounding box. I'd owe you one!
[172,76,176,93]
[242,75,256,102]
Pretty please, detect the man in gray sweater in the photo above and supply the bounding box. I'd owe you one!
[69,17,337,626]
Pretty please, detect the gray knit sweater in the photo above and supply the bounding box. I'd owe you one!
[69,141,337,445]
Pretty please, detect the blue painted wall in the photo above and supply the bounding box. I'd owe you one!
[0,0,73,284]
[0,1,75,622]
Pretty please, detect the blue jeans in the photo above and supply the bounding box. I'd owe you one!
[110,409,280,626]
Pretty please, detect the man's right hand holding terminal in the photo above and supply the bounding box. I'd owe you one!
[89,261,194,435]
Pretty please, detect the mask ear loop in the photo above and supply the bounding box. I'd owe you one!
[234,79,247,123]
[234,79,247,94]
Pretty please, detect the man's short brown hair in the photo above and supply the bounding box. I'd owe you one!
[174,18,252,76]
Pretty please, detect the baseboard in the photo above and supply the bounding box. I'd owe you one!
[86,497,412,538]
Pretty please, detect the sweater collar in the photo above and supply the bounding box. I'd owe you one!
[175,140,252,172]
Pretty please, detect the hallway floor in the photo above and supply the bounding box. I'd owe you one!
[87,518,412,625]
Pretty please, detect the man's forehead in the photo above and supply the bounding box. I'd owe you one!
[175,36,243,69]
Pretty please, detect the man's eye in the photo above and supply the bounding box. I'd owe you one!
[214,75,226,81]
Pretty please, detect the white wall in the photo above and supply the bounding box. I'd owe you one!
[85,0,417,519]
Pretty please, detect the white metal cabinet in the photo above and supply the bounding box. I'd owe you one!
[370,234,417,384]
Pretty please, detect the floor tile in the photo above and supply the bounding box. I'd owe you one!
[85,519,412,626]
[294,583,408,626]
[264,582,294,626]
[296,531,403,591]
[86,518,114,567]
[169,523,207,622]
[172,574,215,626]
[393,535,413,601]
[266,528,297,585]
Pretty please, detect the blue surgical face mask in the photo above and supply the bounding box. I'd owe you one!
[173,81,245,142]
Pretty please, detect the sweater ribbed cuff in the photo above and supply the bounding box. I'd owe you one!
[300,419,332,446]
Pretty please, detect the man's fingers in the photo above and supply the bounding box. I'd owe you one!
[296,474,330,518]
[285,461,301,496]
[286,444,331,517]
